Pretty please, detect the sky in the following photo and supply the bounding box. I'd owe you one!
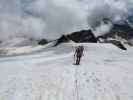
[0,0,133,45]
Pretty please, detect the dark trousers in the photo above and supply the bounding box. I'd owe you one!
[76,56,81,65]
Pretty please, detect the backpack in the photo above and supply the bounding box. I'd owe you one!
[76,46,84,57]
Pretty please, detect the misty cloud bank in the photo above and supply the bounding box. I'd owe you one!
[0,0,133,46]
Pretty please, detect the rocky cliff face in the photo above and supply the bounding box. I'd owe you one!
[53,29,97,46]
[67,30,97,43]
[53,29,127,50]
[97,23,133,40]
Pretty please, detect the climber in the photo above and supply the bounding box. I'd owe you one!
[74,46,84,65]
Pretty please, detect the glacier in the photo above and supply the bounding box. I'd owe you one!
[0,43,133,100]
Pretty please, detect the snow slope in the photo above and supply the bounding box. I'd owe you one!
[0,43,133,100]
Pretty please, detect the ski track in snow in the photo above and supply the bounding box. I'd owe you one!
[0,43,133,100]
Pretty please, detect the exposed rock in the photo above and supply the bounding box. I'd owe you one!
[97,22,133,41]
[53,35,69,46]
[38,39,48,45]
[107,40,127,50]
[53,28,127,50]
[98,38,127,50]
[67,30,97,43]
[124,41,133,46]
[53,29,97,46]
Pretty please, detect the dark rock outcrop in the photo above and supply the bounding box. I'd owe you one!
[38,39,48,45]
[67,30,97,43]
[98,36,127,50]
[105,40,127,50]
[53,29,97,46]
[53,35,69,46]
[97,23,133,40]
[53,29,127,50]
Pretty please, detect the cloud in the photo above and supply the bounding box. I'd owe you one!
[24,0,88,39]
[0,0,133,46]
[86,0,132,26]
